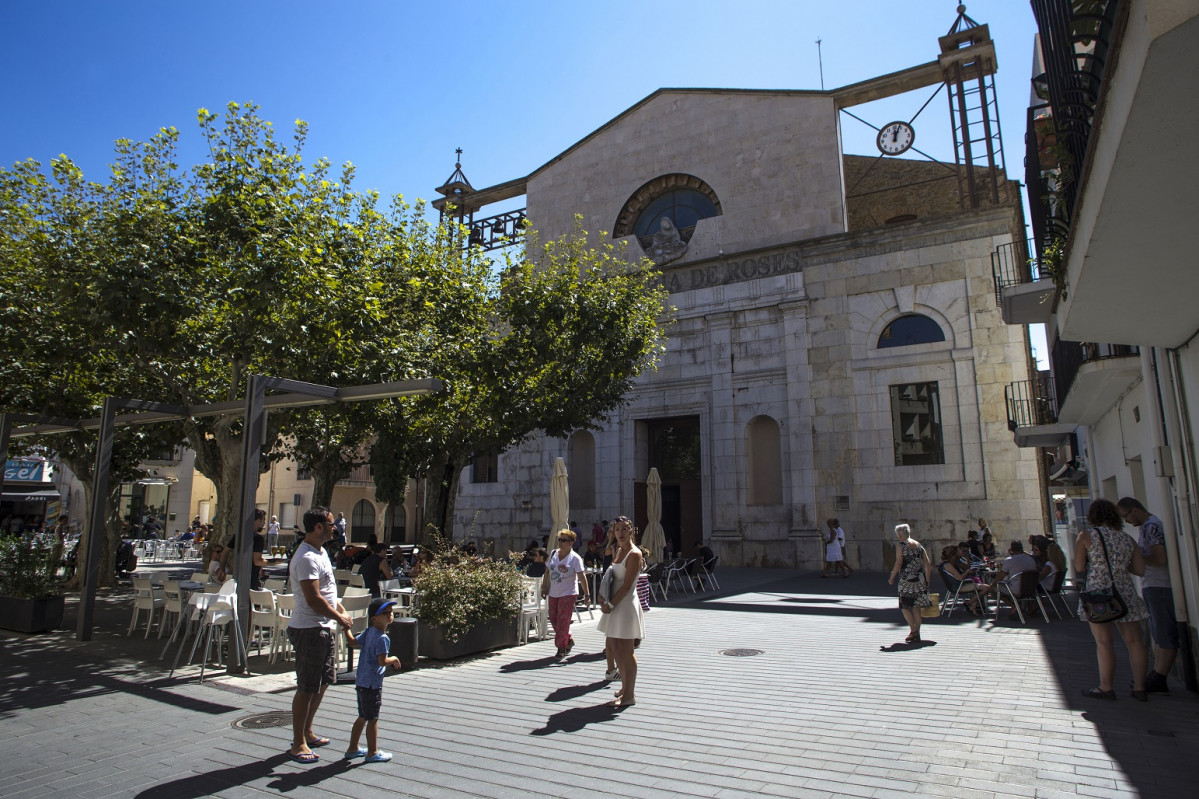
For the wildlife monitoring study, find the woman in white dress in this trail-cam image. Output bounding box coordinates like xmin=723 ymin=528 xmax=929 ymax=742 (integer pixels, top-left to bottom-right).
xmin=598 ymin=516 xmax=644 ymax=708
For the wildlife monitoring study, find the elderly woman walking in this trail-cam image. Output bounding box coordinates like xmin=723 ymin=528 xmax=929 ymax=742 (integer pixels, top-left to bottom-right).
xmin=888 ymin=523 xmax=932 ymax=642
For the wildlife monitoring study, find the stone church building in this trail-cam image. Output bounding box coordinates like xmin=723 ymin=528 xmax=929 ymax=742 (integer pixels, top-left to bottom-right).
xmin=445 ymin=17 xmax=1049 ymax=569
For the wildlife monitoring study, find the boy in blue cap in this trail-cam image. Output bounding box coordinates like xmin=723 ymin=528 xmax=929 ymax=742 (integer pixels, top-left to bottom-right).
xmin=344 ymin=597 xmax=401 ymax=763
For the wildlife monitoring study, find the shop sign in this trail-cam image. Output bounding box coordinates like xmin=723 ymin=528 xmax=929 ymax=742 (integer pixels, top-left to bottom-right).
xmin=5 ymin=459 xmax=47 ymax=482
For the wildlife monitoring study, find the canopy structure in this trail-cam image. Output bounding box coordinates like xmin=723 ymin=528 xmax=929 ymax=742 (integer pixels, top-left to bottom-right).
xmin=0 ymin=375 xmax=441 ymax=664
xmin=1 ymin=487 xmax=61 ymax=502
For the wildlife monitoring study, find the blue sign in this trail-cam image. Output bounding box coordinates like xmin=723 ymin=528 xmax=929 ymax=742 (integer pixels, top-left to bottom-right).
xmin=4 ymin=459 xmax=46 ymax=482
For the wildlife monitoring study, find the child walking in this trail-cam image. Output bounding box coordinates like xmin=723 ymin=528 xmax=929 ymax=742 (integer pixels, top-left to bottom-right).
xmin=345 ymin=598 xmax=401 ymax=763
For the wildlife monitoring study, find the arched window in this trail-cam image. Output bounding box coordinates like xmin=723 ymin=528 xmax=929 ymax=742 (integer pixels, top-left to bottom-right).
xmin=613 ymin=173 xmax=722 ymax=250
xmin=877 ymin=314 xmax=945 ymax=349
xmin=746 ymin=416 xmax=783 ymax=505
xmin=350 ymin=499 xmax=376 ymax=543
xmin=384 ymin=502 xmax=406 ymax=544
xmin=568 ymin=431 xmax=596 ymax=510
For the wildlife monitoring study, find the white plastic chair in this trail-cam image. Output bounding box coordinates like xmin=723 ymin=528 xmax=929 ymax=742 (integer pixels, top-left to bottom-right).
xmin=342 ymin=586 xmax=371 ymax=598
xmin=264 ymin=578 xmax=287 ymax=593
xmin=249 ymin=589 xmax=277 ymax=655
xmin=517 ymin=577 xmax=546 ymax=645
xmin=190 ymin=579 xmax=250 ymax=683
xmin=158 ymin=579 xmax=184 ymax=639
xmin=349 ymin=573 xmax=366 ymax=589
xmin=128 ymin=576 xmax=165 ymax=638
xmin=338 ymin=593 xmax=373 ymax=670
xmin=271 ymin=593 xmax=296 ymax=663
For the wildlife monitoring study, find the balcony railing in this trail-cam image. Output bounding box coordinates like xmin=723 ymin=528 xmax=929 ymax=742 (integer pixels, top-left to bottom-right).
xmin=1006 ymin=375 xmax=1060 ymax=431
xmin=1052 ymin=340 xmax=1137 ymax=408
xmin=1026 ymin=0 xmax=1121 ymax=259
xmin=992 ymin=240 xmax=1041 ymax=299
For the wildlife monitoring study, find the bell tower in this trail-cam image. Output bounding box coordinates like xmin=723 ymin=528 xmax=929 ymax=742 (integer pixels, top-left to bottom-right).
xmin=939 ymin=5 xmax=1005 ymax=209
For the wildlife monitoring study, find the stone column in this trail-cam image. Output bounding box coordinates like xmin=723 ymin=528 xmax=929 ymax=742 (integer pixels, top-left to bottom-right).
xmin=705 ymin=311 xmax=741 ymax=560
xmin=780 ymin=299 xmax=822 ymax=566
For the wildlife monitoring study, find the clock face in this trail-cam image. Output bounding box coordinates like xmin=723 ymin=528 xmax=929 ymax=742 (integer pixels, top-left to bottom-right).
xmin=877 ymin=121 xmax=915 ymax=155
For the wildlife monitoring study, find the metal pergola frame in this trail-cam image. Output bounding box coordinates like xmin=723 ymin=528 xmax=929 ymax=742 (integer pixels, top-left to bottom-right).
xmin=0 ymin=375 xmax=441 ymax=673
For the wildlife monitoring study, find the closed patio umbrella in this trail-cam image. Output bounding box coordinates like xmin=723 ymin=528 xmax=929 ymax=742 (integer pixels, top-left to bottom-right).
xmin=641 ymin=468 xmax=666 ymax=564
xmin=548 ymin=457 xmax=569 ymax=551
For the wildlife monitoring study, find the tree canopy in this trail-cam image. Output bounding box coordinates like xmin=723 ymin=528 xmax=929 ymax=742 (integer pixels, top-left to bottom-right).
xmin=0 ymin=102 xmax=669 ymax=554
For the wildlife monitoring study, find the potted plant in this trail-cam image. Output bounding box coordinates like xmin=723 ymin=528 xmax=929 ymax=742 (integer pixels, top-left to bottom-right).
xmin=411 ymin=545 xmax=523 ymax=660
xmin=0 ymin=534 xmax=66 ymax=633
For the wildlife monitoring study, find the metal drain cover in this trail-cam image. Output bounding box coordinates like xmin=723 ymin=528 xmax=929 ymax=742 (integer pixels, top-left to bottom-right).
xmin=719 ymin=648 xmax=764 ymax=657
xmin=231 ymin=711 xmax=293 ymax=730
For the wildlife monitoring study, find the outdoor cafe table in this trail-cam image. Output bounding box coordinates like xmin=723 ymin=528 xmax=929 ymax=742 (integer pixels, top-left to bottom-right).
xmin=158 ymin=580 xmax=211 ymax=660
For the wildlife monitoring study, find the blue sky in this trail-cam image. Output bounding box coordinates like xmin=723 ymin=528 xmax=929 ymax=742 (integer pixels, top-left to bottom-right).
xmin=1 ymin=0 xmax=1046 ymax=360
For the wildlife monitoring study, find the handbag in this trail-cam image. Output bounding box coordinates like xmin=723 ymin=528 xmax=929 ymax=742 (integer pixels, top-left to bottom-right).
xmin=921 ymin=593 xmax=940 ymax=618
xmin=598 ymin=567 xmax=615 ymax=604
xmin=1079 ymin=528 xmax=1127 ymax=623
xmin=636 ymin=573 xmax=651 ymax=611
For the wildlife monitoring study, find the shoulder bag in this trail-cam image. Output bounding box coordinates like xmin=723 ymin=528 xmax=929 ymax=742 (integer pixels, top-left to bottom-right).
xmin=1079 ymin=528 xmax=1127 ymax=623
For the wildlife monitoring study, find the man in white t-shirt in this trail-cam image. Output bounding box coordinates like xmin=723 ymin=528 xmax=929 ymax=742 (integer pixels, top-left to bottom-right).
xmin=287 ymin=506 xmax=352 ymax=764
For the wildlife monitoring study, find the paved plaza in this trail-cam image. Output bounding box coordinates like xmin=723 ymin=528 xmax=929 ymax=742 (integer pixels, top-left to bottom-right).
xmin=1 ymin=569 xmax=1196 ymax=798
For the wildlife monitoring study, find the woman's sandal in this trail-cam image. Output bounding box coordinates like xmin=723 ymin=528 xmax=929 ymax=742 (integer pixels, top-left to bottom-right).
xmin=1081 ymin=688 xmax=1117 ymax=700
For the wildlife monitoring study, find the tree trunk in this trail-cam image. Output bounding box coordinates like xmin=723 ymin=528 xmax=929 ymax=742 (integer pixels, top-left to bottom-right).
xmin=60 ymin=458 xmax=121 ymax=591
xmin=421 ymin=452 xmax=464 ymax=545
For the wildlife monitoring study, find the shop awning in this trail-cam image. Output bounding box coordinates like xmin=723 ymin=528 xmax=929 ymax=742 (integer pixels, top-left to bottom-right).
xmin=1 ymin=487 xmax=61 ymax=503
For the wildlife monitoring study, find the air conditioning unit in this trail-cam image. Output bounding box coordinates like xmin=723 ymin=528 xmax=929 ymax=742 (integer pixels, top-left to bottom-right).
xmin=1048 ymin=433 xmax=1088 ymax=484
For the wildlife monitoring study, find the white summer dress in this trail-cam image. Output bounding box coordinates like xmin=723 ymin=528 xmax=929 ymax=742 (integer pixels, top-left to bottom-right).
xmin=597 ymin=548 xmax=645 ymax=640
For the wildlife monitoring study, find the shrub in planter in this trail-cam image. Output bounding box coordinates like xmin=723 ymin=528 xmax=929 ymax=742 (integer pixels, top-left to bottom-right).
xmin=0 ymin=534 xmax=66 ymax=633
xmin=0 ymin=534 xmax=63 ymax=600
xmin=411 ymin=550 xmax=523 ymax=644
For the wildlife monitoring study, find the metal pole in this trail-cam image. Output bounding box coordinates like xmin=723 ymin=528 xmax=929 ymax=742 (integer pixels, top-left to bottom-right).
xmin=77 ymin=397 xmax=116 ymax=641
xmin=230 ymin=374 xmax=266 ymax=673
xmin=0 ymin=414 xmax=11 ymax=481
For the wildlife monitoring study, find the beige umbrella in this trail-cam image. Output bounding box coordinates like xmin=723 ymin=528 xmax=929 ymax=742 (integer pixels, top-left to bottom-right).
xmin=548 ymin=457 xmax=569 ymax=551
xmin=641 ymin=467 xmax=666 ymax=564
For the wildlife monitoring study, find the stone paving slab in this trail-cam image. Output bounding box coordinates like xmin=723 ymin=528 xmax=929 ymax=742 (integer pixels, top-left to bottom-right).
xmin=2 ymin=569 xmax=1197 ymax=798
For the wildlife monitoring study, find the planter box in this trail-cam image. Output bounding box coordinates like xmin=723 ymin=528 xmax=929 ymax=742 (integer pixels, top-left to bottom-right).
xmin=0 ymin=594 xmax=65 ymax=633
xmin=417 ymin=616 xmax=517 ymax=660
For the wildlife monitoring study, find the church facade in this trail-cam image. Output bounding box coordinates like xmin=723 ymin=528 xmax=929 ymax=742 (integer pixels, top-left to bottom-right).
xmin=449 ymin=23 xmax=1049 ymax=568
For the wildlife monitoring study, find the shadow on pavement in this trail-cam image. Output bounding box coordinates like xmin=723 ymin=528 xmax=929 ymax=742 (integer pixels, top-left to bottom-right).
xmin=878 ymin=640 xmax=938 ymax=652
xmin=531 ymin=702 xmax=624 ymax=735
xmin=133 ymin=752 xmax=351 ymax=798
xmin=545 ymin=679 xmax=609 ymax=702
xmin=0 ymin=635 xmax=239 ymax=717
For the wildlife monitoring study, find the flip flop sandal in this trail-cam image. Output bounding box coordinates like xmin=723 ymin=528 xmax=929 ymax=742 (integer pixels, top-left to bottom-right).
xmin=306 ymin=736 xmax=331 ymax=748
xmin=287 ymin=751 xmax=320 ymax=764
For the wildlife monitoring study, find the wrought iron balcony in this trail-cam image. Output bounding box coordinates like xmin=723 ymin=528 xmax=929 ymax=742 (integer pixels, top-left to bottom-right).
xmin=1052 ymin=339 xmax=1141 ymax=426
xmin=1026 ymin=0 xmax=1121 ymax=255
xmin=1005 ymin=375 xmax=1073 ymax=448
xmin=992 ymin=239 xmax=1056 ymax=325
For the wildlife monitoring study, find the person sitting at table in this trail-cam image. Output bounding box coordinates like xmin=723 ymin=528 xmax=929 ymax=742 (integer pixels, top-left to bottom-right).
xmin=1029 ymin=538 xmax=1059 ymax=593
xmin=966 ymin=530 xmax=983 ymax=560
xmin=525 ymin=548 xmax=548 ymax=578
xmin=980 ymin=531 xmax=997 ymax=560
xmin=583 ymin=540 xmax=602 ymax=569
xmin=358 ymin=542 xmax=394 ymax=598
xmin=408 ymin=550 xmax=434 ymax=580
xmin=939 ymin=545 xmax=991 ymax=615
xmin=207 ymin=544 xmax=228 ymax=583
xmin=992 ymin=541 xmax=1039 ymax=614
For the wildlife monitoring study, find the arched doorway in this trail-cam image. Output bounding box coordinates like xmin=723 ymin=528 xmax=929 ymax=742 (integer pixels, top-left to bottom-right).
xmin=350 ymin=499 xmax=376 ymax=543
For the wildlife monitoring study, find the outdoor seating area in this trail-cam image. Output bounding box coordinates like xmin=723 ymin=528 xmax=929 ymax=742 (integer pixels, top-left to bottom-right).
xmin=938 ymin=547 xmax=1076 ymax=624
